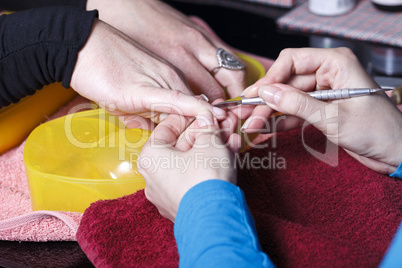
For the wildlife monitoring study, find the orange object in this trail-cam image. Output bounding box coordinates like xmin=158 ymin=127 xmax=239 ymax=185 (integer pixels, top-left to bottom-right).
xmin=0 ymin=83 xmax=77 ymax=154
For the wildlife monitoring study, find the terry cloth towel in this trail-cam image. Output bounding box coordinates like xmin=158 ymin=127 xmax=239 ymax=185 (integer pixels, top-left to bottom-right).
xmin=0 ymin=96 xmax=90 ymax=242
xmin=77 ymin=125 xmax=402 ymax=268
xmin=277 ymin=0 xmax=402 ymax=48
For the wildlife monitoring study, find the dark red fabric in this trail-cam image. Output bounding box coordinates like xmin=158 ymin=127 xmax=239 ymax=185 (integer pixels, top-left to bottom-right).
xmin=77 ymin=126 xmax=402 ymax=267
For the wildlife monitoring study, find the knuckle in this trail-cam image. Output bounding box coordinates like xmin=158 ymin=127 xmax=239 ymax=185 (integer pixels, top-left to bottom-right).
xmin=184 ymin=26 xmax=206 ymax=43
xmin=333 ymin=47 xmax=359 ymax=64
xmin=278 ymin=48 xmax=293 ymax=57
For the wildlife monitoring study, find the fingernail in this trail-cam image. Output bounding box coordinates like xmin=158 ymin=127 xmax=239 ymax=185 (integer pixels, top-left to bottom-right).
xmin=240 ymin=86 xmax=258 ymax=97
xmin=212 ymin=107 xmax=226 ymax=118
xmin=159 ymin=113 xmax=168 ymax=121
xmin=240 ymin=117 xmax=252 ymax=133
xmin=259 ymin=85 xmax=282 ymax=104
xmin=198 ymin=94 xmax=209 ymax=102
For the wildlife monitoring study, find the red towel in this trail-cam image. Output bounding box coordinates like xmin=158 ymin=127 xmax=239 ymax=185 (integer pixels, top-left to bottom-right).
xmin=77 ymin=125 xmax=402 ymax=267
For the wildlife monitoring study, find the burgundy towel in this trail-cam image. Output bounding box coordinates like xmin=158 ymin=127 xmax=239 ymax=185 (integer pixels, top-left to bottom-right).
xmin=77 ymin=125 xmax=402 ymax=267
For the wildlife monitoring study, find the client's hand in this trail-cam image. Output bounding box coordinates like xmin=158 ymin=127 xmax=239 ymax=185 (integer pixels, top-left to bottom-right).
xmin=137 ymin=111 xmax=241 ymax=221
xmin=242 ymin=48 xmax=402 ymax=174
xmin=86 ymin=0 xmax=247 ymax=100
xmin=71 ymin=19 xmax=226 ymax=129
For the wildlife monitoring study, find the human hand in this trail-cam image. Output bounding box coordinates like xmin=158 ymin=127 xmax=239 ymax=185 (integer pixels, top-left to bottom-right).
xmin=240 ymin=47 xmax=379 ymax=131
xmin=137 ymin=111 xmax=241 ymax=221
xmin=86 ymin=0 xmax=247 ymax=101
xmin=242 ymin=48 xmax=402 ymax=174
xmin=70 ymin=19 xmax=226 ymax=129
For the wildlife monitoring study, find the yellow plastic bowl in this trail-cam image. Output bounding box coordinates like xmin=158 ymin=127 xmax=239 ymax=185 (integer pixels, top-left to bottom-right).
xmin=237 ymin=52 xmax=265 ymax=87
xmin=23 ymin=52 xmax=265 ymax=213
xmin=24 ymin=109 xmax=151 ymax=213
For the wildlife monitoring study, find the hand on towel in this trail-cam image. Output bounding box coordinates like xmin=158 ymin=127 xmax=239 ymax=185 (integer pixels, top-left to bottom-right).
xmin=86 ymin=0 xmax=247 ymax=100
xmin=137 ymin=110 xmax=241 ymax=221
xmin=71 ymin=19 xmax=227 ymax=128
xmin=241 ymin=47 xmax=402 ymax=174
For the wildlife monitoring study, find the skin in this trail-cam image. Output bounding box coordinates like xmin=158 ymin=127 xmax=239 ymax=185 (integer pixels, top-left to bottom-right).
xmin=70 ymin=19 xmax=227 ymax=129
xmin=139 ymin=48 xmax=402 ymax=222
xmin=242 ymin=47 xmax=402 ymax=174
xmin=137 ymin=109 xmax=241 ymax=221
xmin=86 ymin=0 xmax=247 ymax=101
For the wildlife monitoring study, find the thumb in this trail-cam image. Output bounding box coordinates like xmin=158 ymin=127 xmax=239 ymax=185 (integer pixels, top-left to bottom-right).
xmin=258 ymin=84 xmax=328 ymax=122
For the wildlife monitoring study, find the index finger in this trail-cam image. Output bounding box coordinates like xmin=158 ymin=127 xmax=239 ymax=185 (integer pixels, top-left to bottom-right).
xmin=265 ymin=48 xmax=332 ymax=83
xmin=147 ymin=114 xmax=193 ymax=149
xmin=243 ymin=47 xmax=352 ymax=97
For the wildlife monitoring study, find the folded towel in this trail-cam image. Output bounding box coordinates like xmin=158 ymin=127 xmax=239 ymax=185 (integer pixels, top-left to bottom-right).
xmin=77 ymin=126 xmax=402 ymax=267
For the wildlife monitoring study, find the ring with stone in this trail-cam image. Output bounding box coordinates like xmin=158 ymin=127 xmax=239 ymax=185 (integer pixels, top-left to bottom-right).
xmin=211 ymin=48 xmax=246 ymax=74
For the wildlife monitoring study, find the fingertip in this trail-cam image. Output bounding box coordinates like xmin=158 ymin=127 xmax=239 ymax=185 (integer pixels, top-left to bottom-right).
xmin=241 ymin=85 xmax=259 ymax=97
xmin=258 ymin=85 xmax=282 ymax=105
xmin=212 ymin=107 xmax=227 ymax=119
xmin=196 ymin=113 xmax=214 ymax=128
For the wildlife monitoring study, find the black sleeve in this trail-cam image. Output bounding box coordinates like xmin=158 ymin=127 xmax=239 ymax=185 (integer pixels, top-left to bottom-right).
xmin=0 ymin=7 xmax=98 ymax=107
xmin=0 ymin=0 xmax=87 ymax=11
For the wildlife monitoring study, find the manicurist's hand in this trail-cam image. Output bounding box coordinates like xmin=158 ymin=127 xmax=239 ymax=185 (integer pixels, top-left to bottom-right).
xmin=70 ymin=19 xmax=226 ymax=128
xmin=137 ymin=111 xmax=241 ymax=222
xmin=242 ymin=47 xmax=402 ymax=174
xmin=86 ymin=0 xmax=247 ymax=100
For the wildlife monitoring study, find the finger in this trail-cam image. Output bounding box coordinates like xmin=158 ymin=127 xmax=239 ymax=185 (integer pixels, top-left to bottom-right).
xmin=227 ymin=133 xmax=242 ymax=153
xmin=193 ymin=123 xmax=224 ymax=149
xmin=210 ymin=99 xmax=240 ymax=142
xmin=146 ymin=114 xmax=192 ymax=149
xmin=240 ymin=105 xmax=274 ymax=133
xmin=243 ymin=74 xmax=318 ymax=98
xmin=175 ymin=55 xmax=226 ymax=101
xmin=243 ymin=47 xmax=371 ymax=97
xmin=287 ymin=74 xmax=319 ymax=91
xmin=120 ymin=114 xmax=155 ymax=131
xmin=244 ymin=114 xmax=304 ymax=134
xmin=213 ymin=67 xmax=247 ymax=99
xmin=198 ymin=46 xmax=247 ymax=99
xmin=258 ymin=84 xmax=333 ymax=133
xmin=229 ymin=105 xmax=255 ymax=120
xmin=218 ymin=110 xmax=239 ymax=144
xmin=175 ymin=111 xmax=216 ymax=151
xmin=125 ymin=87 xmax=227 ymax=121
xmin=242 ymin=48 xmax=324 ymax=97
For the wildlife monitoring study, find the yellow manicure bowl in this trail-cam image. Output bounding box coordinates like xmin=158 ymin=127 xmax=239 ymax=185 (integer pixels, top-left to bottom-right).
xmin=24 ymin=109 xmax=152 ymax=213
xmin=22 ymin=52 xmax=265 ymax=213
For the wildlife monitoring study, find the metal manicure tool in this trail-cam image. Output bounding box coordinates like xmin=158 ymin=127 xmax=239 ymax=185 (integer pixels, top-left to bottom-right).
xmin=214 ymin=86 xmax=395 ymax=108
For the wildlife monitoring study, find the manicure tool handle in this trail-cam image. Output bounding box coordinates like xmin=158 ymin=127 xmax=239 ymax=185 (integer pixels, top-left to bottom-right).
xmin=241 ymin=97 xmax=266 ymax=105
xmin=239 ymin=87 xmax=394 ymax=105
xmin=307 ymin=88 xmax=371 ymax=100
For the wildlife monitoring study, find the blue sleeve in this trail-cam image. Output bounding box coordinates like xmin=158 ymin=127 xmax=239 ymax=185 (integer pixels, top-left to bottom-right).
xmin=380 ymin=224 xmax=402 ymax=268
xmin=174 ymin=179 xmax=274 ymax=268
xmin=380 ymin=161 xmax=402 ymax=267
xmin=389 ymin=161 xmax=402 ymax=179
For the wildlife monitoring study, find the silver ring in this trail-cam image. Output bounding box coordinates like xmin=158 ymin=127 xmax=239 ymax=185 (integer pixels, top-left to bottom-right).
xmin=211 ymin=48 xmax=246 ymax=74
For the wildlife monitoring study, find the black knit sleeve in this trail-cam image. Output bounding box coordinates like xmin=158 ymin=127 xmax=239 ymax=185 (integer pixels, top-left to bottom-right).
xmin=0 ymin=7 xmax=98 ymax=107
xmin=0 ymin=0 xmax=87 ymax=11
